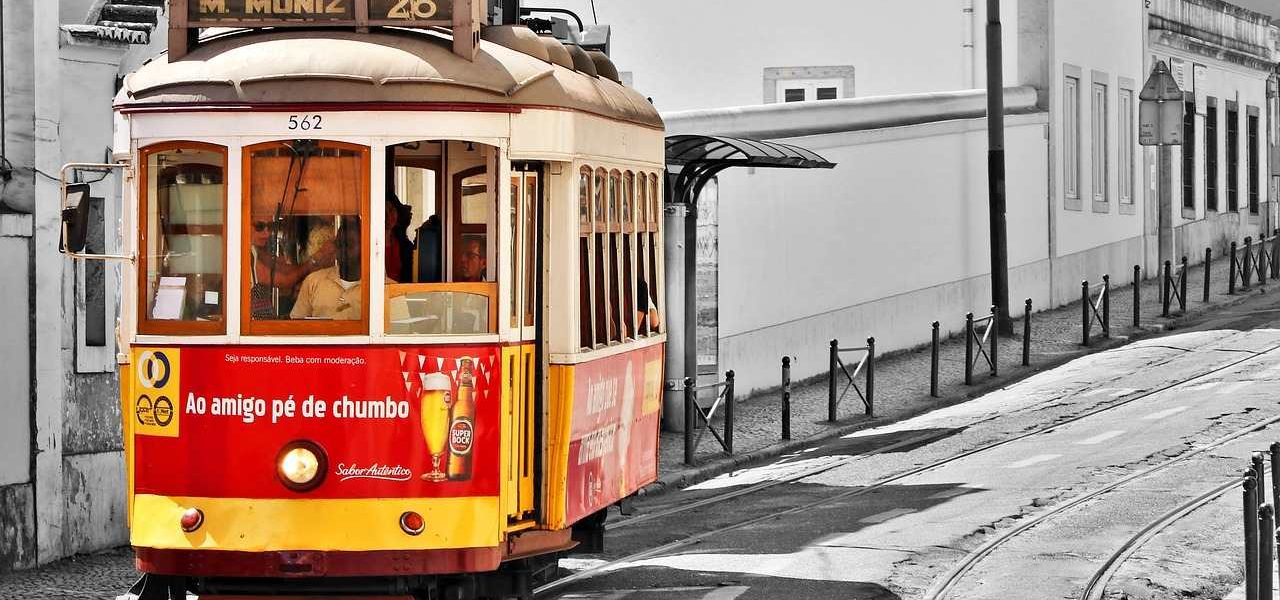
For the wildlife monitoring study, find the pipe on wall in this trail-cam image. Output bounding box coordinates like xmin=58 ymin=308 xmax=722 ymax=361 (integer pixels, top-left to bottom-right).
xmin=962 ymin=0 xmax=976 ymax=89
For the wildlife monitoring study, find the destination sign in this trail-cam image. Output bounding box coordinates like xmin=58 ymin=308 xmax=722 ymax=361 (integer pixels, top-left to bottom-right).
xmin=188 ymin=0 xmax=454 ymax=24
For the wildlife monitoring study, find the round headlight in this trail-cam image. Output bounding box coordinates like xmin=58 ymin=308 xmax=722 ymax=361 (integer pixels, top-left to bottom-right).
xmin=276 ymin=440 xmax=327 ymax=492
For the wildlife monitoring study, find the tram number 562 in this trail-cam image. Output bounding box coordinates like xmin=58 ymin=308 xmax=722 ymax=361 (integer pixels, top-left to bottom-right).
xmin=386 ymin=0 xmax=439 ymax=19
xmin=287 ymin=115 xmax=324 ymax=131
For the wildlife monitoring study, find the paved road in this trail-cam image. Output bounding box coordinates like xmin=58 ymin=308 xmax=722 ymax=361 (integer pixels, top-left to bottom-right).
xmin=548 ymin=308 xmax=1280 ymax=599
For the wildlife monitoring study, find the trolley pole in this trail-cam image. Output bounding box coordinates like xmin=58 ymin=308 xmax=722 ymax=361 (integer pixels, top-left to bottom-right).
xmin=986 ymin=0 xmax=1013 ymax=335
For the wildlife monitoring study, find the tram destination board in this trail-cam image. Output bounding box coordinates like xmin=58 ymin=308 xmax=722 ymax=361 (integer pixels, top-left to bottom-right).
xmin=184 ymin=0 xmax=461 ymax=26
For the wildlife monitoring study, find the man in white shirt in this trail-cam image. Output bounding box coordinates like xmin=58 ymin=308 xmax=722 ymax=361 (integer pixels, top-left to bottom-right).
xmin=292 ymin=217 xmax=362 ymax=320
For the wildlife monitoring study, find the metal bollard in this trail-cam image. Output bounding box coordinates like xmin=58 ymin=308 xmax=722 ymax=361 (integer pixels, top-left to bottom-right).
xmin=1162 ymin=261 xmax=1172 ymax=317
xmin=1256 ymin=452 xmax=1269 ymax=505
xmin=1204 ymin=248 xmax=1212 ymax=302
xmin=1272 ymin=232 xmax=1279 ymax=279
xmin=1260 ymin=237 xmax=1268 ymax=286
xmin=1271 ymin=442 xmax=1280 ymax=510
xmin=683 ymin=377 xmax=696 ymax=466
xmin=1102 ymin=275 xmax=1111 ymax=337
xmin=1134 ymin=265 xmax=1142 ymax=327
xmin=781 ymin=356 xmax=791 ymax=441
xmin=965 ymin=312 xmax=975 ymax=385
xmin=865 ymin=337 xmax=876 ymax=416
xmin=931 ymin=321 xmax=940 ymax=398
xmin=1232 ymin=241 xmax=1240 ymax=295
xmin=989 ymin=306 xmax=999 ymax=377
xmin=1263 ymin=504 xmax=1276 ymax=600
xmin=724 ymin=371 xmax=735 ymax=455
xmin=828 ymin=339 xmax=838 ymax=423
xmin=1245 ymin=236 xmax=1255 ymax=288
xmin=1081 ymin=281 xmax=1091 ymax=346
xmin=1247 ymin=474 xmax=1260 ymax=600
xmin=1022 ymin=298 xmax=1032 ymax=367
xmin=1180 ymin=256 xmax=1188 ymax=312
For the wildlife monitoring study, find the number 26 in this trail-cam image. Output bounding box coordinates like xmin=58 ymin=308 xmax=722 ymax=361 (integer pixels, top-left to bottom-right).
xmin=288 ymin=115 xmax=323 ymax=131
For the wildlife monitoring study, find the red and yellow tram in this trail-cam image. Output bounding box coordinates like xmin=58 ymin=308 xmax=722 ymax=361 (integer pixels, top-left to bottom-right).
xmin=62 ymin=5 xmax=666 ymax=598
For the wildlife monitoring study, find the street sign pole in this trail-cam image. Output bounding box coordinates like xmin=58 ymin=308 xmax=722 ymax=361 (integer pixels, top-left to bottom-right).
xmin=1139 ymin=60 xmax=1185 ymax=267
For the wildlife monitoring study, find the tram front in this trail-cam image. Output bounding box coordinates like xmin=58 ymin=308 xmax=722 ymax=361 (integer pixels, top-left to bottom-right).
xmin=61 ymin=16 xmax=667 ymax=600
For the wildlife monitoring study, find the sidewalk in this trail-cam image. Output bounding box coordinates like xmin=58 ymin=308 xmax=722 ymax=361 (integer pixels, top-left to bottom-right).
xmin=650 ymin=246 xmax=1275 ymax=492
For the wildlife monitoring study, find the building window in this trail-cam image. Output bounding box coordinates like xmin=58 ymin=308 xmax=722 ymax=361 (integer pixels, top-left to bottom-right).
xmin=1206 ymin=101 xmax=1218 ymax=212
xmin=763 ymin=66 xmax=855 ymax=104
xmin=1181 ymin=98 xmax=1195 ymax=211
xmin=1227 ymin=104 xmax=1239 ymax=212
xmin=1091 ymin=80 xmax=1109 ymax=206
xmin=1064 ymin=74 xmax=1081 ymax=204
xmin=1248 ymin=110 xmax=1260 ymax=215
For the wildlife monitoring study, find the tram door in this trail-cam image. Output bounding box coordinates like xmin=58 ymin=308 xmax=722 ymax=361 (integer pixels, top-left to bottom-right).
xmin=507 ymin=162 xmax=543 ymax=522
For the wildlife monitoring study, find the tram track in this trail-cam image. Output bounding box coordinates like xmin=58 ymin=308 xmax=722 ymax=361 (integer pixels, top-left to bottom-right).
xmin=537 ymin=338 xmax=1280 ymax=598
xmin=610 ymin=335 xmax=1280 ymax=533
xmin=922 ymin=415 xmax=1280 ymax=600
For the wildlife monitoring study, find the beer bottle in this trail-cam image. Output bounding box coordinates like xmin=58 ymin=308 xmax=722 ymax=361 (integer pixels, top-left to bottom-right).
xmin=447 ymin=358 xmax=476 ymax=480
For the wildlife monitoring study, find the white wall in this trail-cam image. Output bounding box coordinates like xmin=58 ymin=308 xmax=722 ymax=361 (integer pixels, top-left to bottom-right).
xmin=714 ymin=114 xmax=1050 ymax=394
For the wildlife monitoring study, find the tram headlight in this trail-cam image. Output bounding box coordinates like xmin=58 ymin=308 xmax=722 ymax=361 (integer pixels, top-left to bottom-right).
xmin=275 ymin=440 xmax=327 ymax=492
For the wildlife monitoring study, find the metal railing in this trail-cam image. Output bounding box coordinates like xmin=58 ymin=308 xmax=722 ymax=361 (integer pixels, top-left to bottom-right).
xmin=828 ymin=337 xmax=875 ymax=420
xmin=682 ymin=372 xmax=736 ymax=466
xmin=964 ymin=306 xmax=998 ymax=385
xmin=1162 ymin=258 xmax=1187 ymax=317
xmin=1244 ymin=445 xmax=1280 ymax=600
xmin=1081 ymin=277 xmax=1110 ymax=345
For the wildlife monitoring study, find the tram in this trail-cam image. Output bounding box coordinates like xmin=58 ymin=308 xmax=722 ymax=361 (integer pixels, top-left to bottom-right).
xmin=59 ymin=2 xmax=666 ymax=598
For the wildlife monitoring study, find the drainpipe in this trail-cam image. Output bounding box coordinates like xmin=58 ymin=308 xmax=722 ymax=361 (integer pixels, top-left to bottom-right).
xmin=962 ymin=0 xmax=976 ymax=88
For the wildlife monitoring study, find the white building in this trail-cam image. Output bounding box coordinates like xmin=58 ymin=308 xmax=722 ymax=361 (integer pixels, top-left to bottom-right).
xmin=0 ymin=0 xmax=166 ymax=571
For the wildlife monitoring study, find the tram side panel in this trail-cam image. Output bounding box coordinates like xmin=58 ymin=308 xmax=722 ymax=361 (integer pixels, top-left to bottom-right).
xmin=546 ymin=344 xmax=664 ymax=530
xmin=125 ymin=344 xmax=507 ymax=564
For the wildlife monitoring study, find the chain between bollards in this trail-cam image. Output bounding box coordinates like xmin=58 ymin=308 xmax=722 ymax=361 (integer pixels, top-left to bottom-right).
xmin=1022 ymin=298 xmax=1032 ymax=367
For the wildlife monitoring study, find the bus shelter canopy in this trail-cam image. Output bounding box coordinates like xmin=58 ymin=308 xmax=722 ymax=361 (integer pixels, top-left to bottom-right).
xmin=664 ymin=134 xmax=836 ymax=205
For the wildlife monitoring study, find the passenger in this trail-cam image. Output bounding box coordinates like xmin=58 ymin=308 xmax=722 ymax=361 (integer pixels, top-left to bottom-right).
xmin=291 ymin=217 xmax=363 ymax=320
xmin=415 ymin=214 xmax=443 ymax=283
xmin=385 ymin=196 xmax=415 ymax=283
xmin=457 ymin=236 xmax=488 ymax=282
xmin=249 ymin=219 xmax=334 ymax=318
xmin=637 ymin=279 xmax=661 ymax=331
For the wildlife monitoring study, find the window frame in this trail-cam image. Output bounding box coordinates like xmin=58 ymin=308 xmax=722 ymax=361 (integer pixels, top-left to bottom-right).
xmin=137 ymin=140 xmax=230 ymax=337
xmin=1180 ymin=95 xmax=1195 ymax=215
xmin=1090 ymin=74 xmax=1109 ymax=212
xmin=1206 ymin=99 xmax=1219 ymax=212
xmin=239 ymin=139 xmax=372 ymax=337
xmin=1063 ymin=67 xmax=1083 ymax=209
xmin=1227 ymin=102 xmax=1240 ymax=212
xmin=1247 ymin=108 xmax=1260 ymax=215
xmin=1118 ymin=82 xmax=1136 ymax=213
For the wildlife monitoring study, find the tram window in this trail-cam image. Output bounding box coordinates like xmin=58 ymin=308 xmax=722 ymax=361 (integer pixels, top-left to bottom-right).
xmin=635 ymin=175 xmax=649 ymax=337
xmin=139 ymin=143 xmax=227 ymax=335
xmin=510 ymin=174 xmax=520 ymax=328
xmin=645 ymin=173 xmax=662 ymax=334
xmin=579 ymin=167 xmax=594 ymax=349
xmin=522 ymin=172 xmax=537 ymax=328
xmin=621 ymin=172 xmax=636 ymax=340
xmin=593 ymin=168 xmax=611 ymax=345
xmin=608 ymin=170 xmax=624 ymax=344
xmin=243 ymin=140 xmax=369 ymax=335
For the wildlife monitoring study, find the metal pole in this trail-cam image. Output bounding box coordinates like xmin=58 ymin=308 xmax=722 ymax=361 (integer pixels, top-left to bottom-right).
xmin=1272 ymin=441 xmax=1280 ymax=510
xmin=986 ymin=0 xmax=1013 ymax=336
xmin=931 ymin=321 xmax=940 ymax=397
xmin=1260 ymin=237 xmax=1268 ymax=286
xmin=989 ymin=306 xmax=998 ymax=377
xmin=1162 ymin=261 xmax=1172 ymax=317
xmin=1257 ymin=452 xmax=1269 ymax=506
xmin=1102 ymin=275 xmax=1111 ymax=337
xmin=965 ymin=312 xmax=974 ymax=385
xmin=781 ymin=356 xmax=791 ymax=441
xmin=1082 ymin=281 xmax=1090 ymax=346
xmin=1022 ymin=298 xmax=1032 ymax=366
xmin=1134 ymin=265 xmax=1142 ymax=327
xmin=1263 ymin=504 xmax=1275 ymax=600
xmin=1204 ymin=248 xmax=1212 ymax=302
xmin=866 ymin=336 xmax=875 ymax=416
xmin=1159 ymin=144 xmax=1173 ymax=265
xmin=1248 ymin=474 xmax=1260 ymax=600
xmin=1179 ymin=256 xmax=1188 ymax=312
xmin=683 ymin=377 xmax=695 ymax=466
xmin=1232 ymin=241 xmax=1240 ymax=294
xmin=724 ymin=371 xmax=735 ymax=455
xmin=1246 ymin=236 xmax=1255 ymax=288
xmin=1272 ymin=232 xmax=1279 ymax=279
xmin=684 ymin=201 xmax=698 ymax=407
xmin=828 ymin=339 xmax=838 ymax=423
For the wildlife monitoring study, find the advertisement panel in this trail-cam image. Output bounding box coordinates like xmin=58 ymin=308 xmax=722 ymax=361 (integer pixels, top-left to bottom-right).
xmin=131 ymin=345 xmax=500 ymax=500
xmin=564 ymin=345 xmax=664 ymax=524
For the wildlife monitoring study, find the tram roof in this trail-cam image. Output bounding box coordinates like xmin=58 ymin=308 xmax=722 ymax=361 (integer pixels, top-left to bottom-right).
xmin=116 ymin=28 xmax=663 ymax=129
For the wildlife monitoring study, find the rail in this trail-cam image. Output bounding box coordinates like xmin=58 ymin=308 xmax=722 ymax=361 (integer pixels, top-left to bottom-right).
xmin=828 ymin=337 xmax=875 ymax=420
xmin=682 ymin=372 xmax=736 ymax=466
xmin=964 ymin=306 xmax=998 ymax=385
xmin=1081 ymin=277 xmax=1110 ymax=346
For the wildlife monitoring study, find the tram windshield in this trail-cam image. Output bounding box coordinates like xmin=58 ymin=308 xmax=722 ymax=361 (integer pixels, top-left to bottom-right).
xmin=385 ymin=140 xmax=498 ymax=335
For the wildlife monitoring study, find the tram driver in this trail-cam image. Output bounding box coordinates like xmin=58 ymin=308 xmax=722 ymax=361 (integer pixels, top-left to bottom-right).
xmin=291 ymin=217 xmax=364 ymax=320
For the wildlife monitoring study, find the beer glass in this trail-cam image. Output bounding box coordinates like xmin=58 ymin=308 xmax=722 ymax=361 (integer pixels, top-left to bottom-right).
xmin=419 ymin=372 xmax=453 ymax=481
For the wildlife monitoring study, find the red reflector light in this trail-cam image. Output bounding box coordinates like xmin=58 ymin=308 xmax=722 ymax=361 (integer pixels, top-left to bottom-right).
xmin=180 ymin=508 xmax=204 ymax=533
xmin=400 ymin=511 xmax=425 ymax=536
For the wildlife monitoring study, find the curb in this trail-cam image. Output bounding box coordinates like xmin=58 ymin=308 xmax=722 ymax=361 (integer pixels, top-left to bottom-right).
xmin=637 ymin=285 xmax=1263 ymax=497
